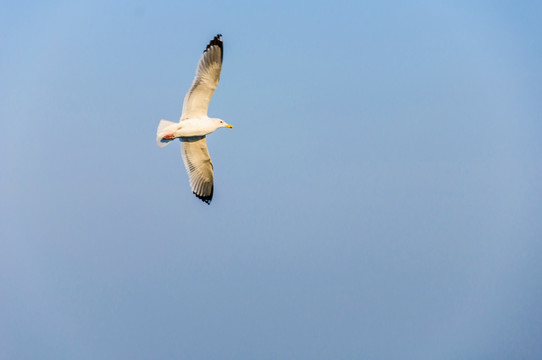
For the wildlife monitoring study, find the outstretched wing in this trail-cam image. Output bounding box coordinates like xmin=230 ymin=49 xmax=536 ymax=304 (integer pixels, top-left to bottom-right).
xmin=181 ymin=34 xmax=223 ymax=121
xmin=180 ymin=136 xmax=214 ymax=204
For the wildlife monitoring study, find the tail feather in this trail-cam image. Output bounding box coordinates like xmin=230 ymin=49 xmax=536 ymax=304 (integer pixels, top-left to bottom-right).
xmin=156 ymin=119 xmax=177 ymax=148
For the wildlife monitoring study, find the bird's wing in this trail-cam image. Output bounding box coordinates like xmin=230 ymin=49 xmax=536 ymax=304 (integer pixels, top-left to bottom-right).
xmin=180 ymin=136 xmax=214 ymax=204
xmin=181 ymin=34 xmax=223 ymax=121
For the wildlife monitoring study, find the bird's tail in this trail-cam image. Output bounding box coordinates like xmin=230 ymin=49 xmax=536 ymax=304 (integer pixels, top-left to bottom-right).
xmin=156 ymin=119 xmax=177 ymax=148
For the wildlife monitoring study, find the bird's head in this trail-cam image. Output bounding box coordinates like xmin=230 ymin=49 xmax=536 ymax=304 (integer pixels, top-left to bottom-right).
xmin=215 ymin=118 xmax=233 ymax=129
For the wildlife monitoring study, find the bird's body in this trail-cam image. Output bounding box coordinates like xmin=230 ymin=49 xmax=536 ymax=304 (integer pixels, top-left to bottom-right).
xmin=157 ymin=117 xmax=230 ymax=140
xmin=156 ymin=34 xmax=231 ymax=204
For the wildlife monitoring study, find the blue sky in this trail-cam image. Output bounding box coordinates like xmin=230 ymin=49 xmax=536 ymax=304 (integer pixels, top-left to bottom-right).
xmin=1 ymin=1 xmax=541 ymax=359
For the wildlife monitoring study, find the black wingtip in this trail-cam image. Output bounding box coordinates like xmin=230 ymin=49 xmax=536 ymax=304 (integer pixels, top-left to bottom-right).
xmin=194 ymin=192 xmax=212 ymax=204
xmin=204 ymin=34 xmax=223 ymax=62
xmin=194 ymin=185 xmax=214 ymax=205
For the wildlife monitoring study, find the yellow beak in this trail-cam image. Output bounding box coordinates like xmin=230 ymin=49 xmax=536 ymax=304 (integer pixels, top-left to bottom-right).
xmin=226 ymin=124 xmax=233 ymax=129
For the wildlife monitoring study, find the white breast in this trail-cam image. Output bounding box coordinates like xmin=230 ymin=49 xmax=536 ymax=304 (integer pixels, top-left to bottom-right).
xmin=175 ymin=118 xmax=219 ymax=137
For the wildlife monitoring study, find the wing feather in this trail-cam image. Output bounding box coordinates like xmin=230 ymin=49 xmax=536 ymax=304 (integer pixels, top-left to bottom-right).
xmin=181 ymin=34 xmax=223 ymax=120
xmin=180 ymin=136 xmax=214 ymax=204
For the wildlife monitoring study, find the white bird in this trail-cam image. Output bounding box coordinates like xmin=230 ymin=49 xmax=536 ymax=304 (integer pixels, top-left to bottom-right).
xmin=156 ymin=34 xmax=232 ymax=204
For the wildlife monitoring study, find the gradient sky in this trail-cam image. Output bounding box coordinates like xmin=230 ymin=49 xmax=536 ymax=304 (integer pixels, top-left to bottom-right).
xmin=1 ymin=1 xmax=541 ymax=359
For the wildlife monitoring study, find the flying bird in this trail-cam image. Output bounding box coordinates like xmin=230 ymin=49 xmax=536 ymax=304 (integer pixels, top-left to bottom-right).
xmin=156 ymin=34 xmax=232 ymax=204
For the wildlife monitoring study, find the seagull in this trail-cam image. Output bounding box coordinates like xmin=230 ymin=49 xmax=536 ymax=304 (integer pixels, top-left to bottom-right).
xmin=156 ymin=34 xmax=232 ymax=204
